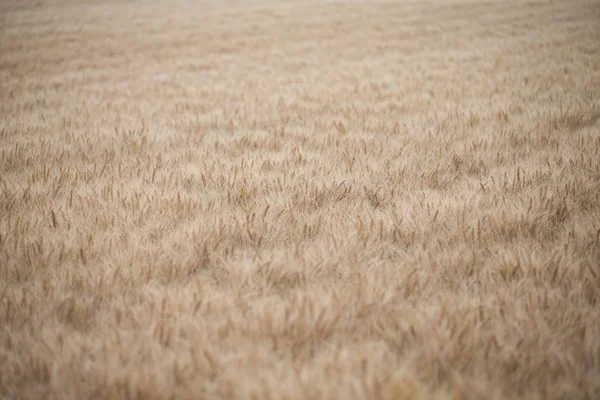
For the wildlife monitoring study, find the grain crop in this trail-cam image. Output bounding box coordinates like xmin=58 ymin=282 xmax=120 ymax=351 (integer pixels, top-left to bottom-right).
xmin=1 ymin=0 xmax=600 ymax=399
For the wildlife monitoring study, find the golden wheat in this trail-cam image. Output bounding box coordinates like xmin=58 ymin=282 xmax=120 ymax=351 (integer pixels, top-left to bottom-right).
xmin=1 ymin=0 xmax=600 ymax=399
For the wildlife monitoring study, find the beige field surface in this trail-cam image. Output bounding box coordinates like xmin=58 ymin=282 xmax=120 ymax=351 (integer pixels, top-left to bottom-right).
xmin=1 ymin=0 xmax=600 ymax=398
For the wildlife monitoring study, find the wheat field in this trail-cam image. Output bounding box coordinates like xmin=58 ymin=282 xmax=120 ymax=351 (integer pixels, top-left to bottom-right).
xmin=1 ymin=0 xmax=600 ymax=399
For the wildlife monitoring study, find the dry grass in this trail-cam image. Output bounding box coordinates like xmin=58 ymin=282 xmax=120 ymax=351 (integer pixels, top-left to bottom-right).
xmin=1 ymin=0 xmax=600 ymax=399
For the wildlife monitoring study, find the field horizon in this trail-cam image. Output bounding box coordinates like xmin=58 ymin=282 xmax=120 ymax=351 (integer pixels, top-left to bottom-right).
xmin=1 ymin=0 xmax=600 ymax=399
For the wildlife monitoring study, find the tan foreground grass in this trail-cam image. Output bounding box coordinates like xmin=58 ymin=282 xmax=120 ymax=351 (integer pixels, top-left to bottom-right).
xmin=1 ymin=0 xmax=600 ymax=399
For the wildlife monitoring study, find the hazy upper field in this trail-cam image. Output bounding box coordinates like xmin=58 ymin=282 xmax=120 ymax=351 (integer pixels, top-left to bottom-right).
xmin=1 ymin=0 xmax=600 ymax=399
